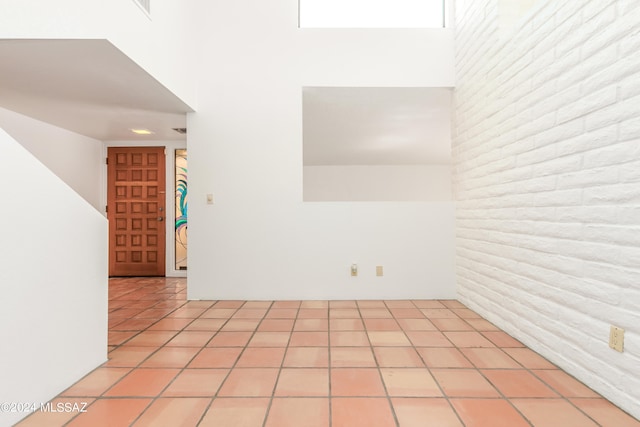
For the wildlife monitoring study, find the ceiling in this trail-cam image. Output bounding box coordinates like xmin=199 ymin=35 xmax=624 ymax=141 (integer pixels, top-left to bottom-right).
xmin=303 ymin=86 xmax=452 ymax=166
xmin=0 ymin=40 xmax=452 ymax=152
xmin=0 ymin=39 xmax=193 ymax=141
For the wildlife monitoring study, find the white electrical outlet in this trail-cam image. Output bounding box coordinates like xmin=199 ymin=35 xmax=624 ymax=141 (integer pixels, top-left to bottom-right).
xmin=609 ymin=326 xmax=624 ymax=352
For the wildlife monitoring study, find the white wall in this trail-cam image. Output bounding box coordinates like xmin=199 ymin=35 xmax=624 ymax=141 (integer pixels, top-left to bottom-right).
xmin=187 ymin=0 xmax=456 ymax=300
xmin=0 ymin=107 xmax=103 ymax=211
xmin=0 ymin=0 xmax=198 ymax=107
xmin=453 ymin=0 xmax=640 ymax=418
xmin=304 ymin=165 xmax=452 ymax=201
xmin=0 ymin=128 xmax=108 ymax=427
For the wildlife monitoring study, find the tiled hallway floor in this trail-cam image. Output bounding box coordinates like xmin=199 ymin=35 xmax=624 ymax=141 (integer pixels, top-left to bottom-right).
xmin=16 ymin=278 xmax=639 ymax=427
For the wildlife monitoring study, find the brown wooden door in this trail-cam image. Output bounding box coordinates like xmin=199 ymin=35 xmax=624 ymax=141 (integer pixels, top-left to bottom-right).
xmin=107 ymin=147 xmax=166 ymax=276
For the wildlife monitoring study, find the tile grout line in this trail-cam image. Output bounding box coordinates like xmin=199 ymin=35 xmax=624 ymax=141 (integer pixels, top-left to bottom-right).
xmin=486 ymin=343 xmax=606 ymax=427
xmin=326 ymin=302 xmax=333 ymax=427
xmin=146 ymin=298 xmax=224 ymax=427
xmin=260 ymin=299 xmax=288 ymax=427
xmin=410 ymin=299 xmax=468 ymax=427
xmin=107 ymin=282 xmax=191 ymax=350
xmin=448 ymin=305 xmax=535 ymax=427
xmin=439 ymin=299 xmax=536 ymax=427
xmin=206 ymin=299 xmax=272 ymax=423
xmin=160 ymin=298 xmax=273 ymax=425
xmin=372 ymin=301 xmax=401 ymax=427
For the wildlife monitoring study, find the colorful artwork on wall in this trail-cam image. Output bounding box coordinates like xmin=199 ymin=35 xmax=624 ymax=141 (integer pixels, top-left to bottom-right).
xmin=175 ymin=149 xmax=187 ymax=270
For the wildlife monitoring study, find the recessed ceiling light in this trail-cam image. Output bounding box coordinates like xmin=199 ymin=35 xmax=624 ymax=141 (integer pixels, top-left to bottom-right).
xmin=131 ymin=128 xmax=154 ymax=135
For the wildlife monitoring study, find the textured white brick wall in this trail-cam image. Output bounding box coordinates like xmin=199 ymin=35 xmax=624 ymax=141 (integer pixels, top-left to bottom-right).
xmin=453 ymin=0 xmax=640 ymax=418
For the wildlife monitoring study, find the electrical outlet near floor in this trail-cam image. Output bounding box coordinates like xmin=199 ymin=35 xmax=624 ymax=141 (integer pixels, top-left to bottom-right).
xmin=609 ymin=326 xmax=625 ymax=352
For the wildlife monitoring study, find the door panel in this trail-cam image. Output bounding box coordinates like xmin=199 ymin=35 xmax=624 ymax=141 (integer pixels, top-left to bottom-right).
xmin=108 ymin=147 xmax=166 ymax=276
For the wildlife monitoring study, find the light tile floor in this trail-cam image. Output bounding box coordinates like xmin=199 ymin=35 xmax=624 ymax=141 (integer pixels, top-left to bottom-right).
xmin=15 ymin=277 xmax=640 ymax=427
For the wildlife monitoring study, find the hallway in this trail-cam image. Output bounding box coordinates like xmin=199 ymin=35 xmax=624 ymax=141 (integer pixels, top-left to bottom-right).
xmin=16 ymin=277 xmax=640 ymax=426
